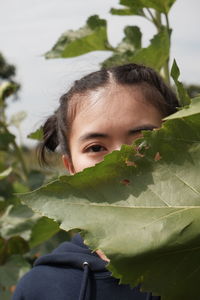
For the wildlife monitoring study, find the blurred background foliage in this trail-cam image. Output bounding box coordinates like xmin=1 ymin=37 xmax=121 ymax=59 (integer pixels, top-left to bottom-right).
xmin=0 ymin=52 xmax=69 ymax=299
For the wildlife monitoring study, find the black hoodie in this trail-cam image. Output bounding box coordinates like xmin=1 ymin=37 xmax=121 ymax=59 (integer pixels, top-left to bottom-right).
xmin=13 ymin=234 xmax=160 ymax=300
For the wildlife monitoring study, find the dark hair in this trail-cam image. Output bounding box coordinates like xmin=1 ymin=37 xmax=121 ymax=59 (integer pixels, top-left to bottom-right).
xmin=39 ymin=63 xmax=179 ymax=165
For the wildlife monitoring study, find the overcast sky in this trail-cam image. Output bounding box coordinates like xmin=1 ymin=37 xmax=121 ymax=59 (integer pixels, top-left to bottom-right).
xmin=0 ymin=0 xmax=199 ymax=145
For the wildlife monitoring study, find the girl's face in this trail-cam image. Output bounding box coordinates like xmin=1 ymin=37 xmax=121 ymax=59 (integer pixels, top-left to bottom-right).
xmin=63 ymin=84 xmax=163 ymax=174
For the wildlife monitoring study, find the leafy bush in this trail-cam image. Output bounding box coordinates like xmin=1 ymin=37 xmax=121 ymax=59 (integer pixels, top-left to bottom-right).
xmin=0 ymin=53 xmax=69 ymax=299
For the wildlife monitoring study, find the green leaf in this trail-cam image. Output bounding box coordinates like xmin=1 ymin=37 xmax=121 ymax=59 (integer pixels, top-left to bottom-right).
xmin=27 ymin=127 xmax=43 ymax=141
xmin=0 ymin=52 xmax=16 ymax=80
xmin=13 ymin=181 xmax=30 ymax=193
xmin=143 ymin=0 xmax=176 ymax=13
xmin=124 ymin=26 xmax=142 ymax=49
xmin=29 ymin=230 xmax=71 ymax=257
xmin=20 ymin=98 xmax=200 ymax=300
xmin=45 ymin=15 xmax=113 ymax=59
xmin=0 ymin=236 xmax=6 ymax=264
xmin=29 ymin=217 xmax=60 ymax=248
xmin=103 ymin=27 xmax=169 ymax=70
xmin=102 ymin=26 xmax=142 ymax=68
xmin=27 ymin=170 xmax=45 ymax=190
xmin=171 ymin=59 xmax=191 ymax=106
xmin=130 ymin=27 xmax=170 ymax=71
xmin=0 ymin=236 xmax=29 ymax=265
xmin=110 ymin=2 xmax=144 ymax=16
xmin=0 ymin=196 xmax=7 ymax=212
xmin=6 ymin=236 xmax=29 ymax=259
xmin=0 ymin=167 xmax=12 ymax=180
xmin=0 ymin=132 xmax=15 ymax=151
xmin=122 ymin=26 xmax=142 ymax=50
xmin=164 ymin=96 xmax=200 ymax=120
xmin=115 ymin=0 xmax=176 ymax=14
xmin=112 ymin=0 xmax=144 ymax=14
xmin=0 ymin=81 xmax=19 ymax=103
xmin=102 ymin=52 xmax=134 ymax=68
xmin=185 ymin=84 xmax=200 ymax=98
xmin=0 ymin=255 xmax=30 ymax=288
xmin=0 ymin=204 xmax=36 ymax=240
xmin=110 ymin=8 xmax=142 ymax=16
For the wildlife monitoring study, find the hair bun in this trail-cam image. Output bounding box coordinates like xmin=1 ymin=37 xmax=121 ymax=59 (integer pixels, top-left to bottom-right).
xmin=43 ymin=114 xmax=58 ymax=152
xmin=38 ymin=113 xmax=59 ymax=165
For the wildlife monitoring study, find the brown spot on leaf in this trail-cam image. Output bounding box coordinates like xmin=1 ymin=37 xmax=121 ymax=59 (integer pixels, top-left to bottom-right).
xmin=135 ymin=152 xmax=144 ymax=157
xmin=154 ymin=152 xmax=162 ymax=161
xmin=125 ymin=160 xmax=137 ymax=167
xmin=120 ymin=179 xmax=130 ymax=186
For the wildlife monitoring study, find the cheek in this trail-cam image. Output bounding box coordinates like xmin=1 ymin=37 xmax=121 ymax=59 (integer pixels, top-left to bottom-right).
xmin=71 ymin=150 xmax=107 ymax=173
xmin=71 ymin=152 xmax=95 ymax=173
xmin=73 ymin=161 xmax=88 ymax=173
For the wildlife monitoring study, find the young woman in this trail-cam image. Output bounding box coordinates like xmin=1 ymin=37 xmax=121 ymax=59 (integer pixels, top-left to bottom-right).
xmin=13 ymin=63 xmax=179 ymax=300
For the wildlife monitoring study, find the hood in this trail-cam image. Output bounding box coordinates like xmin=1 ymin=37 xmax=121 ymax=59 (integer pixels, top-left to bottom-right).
xmin=34 ymin=234 xmax=107 ymax=272
xmin=33 ymin=234 xmax=157 ymax=300
xmin=34 ymin=234 xmax=108 ymax=300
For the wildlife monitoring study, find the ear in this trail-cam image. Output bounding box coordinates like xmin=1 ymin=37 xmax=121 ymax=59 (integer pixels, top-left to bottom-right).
xmin=62 ymin=154 xmax=75 ymax=175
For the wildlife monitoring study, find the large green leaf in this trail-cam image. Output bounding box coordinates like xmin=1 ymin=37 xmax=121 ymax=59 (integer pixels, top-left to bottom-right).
xmin=45 ymin=15 xmax=113 ymax=59
xmin=111 ymin=0 xmax=176 ymax=14
xmin=20 ymin=97 xmax=200 ymax=300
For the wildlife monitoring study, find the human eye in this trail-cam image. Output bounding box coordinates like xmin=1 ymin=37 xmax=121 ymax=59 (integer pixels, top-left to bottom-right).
xmin=85 ymin=144 xmax=107 ymax=153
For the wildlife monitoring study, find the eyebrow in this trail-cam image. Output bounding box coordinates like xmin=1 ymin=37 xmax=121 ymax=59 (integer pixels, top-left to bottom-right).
xmin=129 ymin=125 xmax=158 ymax=134
xmin=78 ymin=125 xmax=157 ymax=143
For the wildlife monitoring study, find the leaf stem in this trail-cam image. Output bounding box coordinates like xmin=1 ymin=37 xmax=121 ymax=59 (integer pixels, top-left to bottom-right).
xmin=165 ymin=13 xmax=170 ymax=34
xmin=146 ymin=9 xmax=160 ymax=29
xmin=163 ymin=13 xmax=171 ymax=85
xmin=12 ymin=137 xmax=29 ymax=180
xmin=143 ymin=10 xmax=153 ymax=23
xmin=155 ymin=11 xmax=162 ymax=31
xmin=0 ymin=104 xmax=6 ymax=124
xmin=163 ymin=60 xmax=171 ymax=85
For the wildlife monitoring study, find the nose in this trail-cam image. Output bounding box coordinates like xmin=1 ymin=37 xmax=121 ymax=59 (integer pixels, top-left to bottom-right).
xmin=114 ymin=145 xmax=122 ymax=151
xmin=111 ymin=135 xmax=142 ymax=152
xmin=112 ymin=142 xmax=125 ymax=152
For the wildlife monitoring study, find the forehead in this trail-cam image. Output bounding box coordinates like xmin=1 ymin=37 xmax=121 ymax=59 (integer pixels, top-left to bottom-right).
xmin=72 ymin=84 xmax=147 ymax=118
xmin=69 ymin=84 xmax=161 ymax=135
